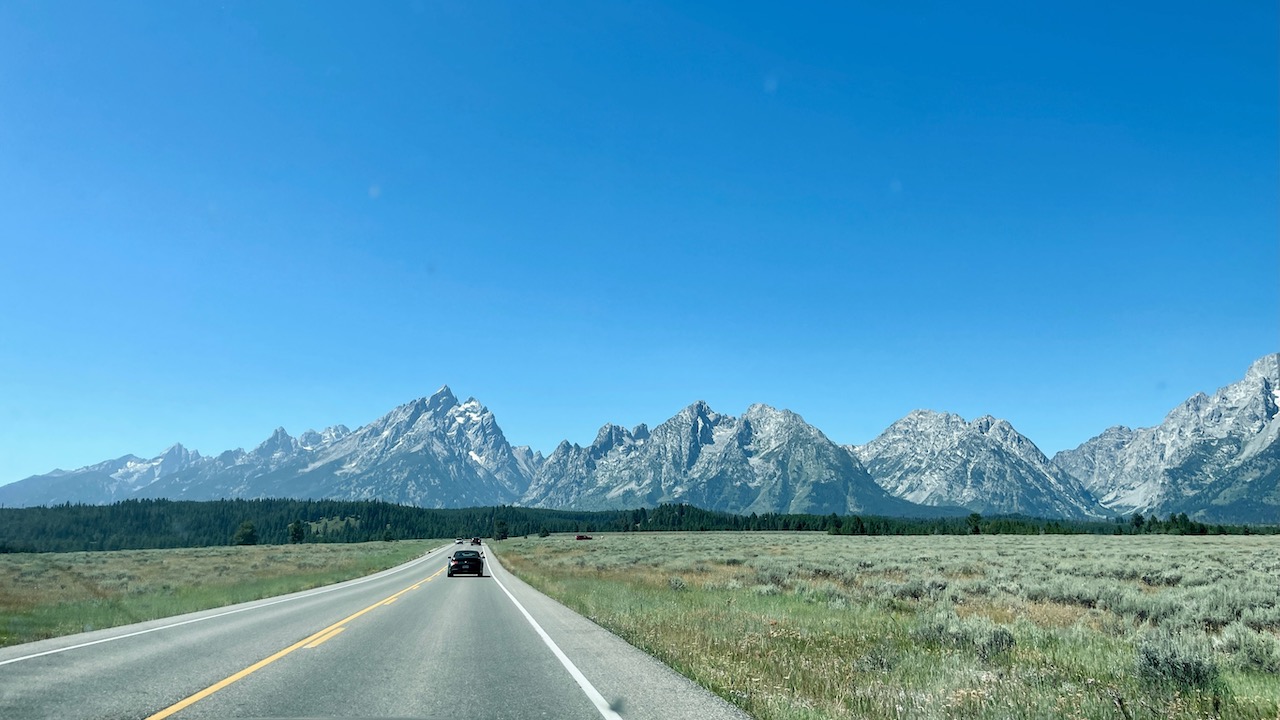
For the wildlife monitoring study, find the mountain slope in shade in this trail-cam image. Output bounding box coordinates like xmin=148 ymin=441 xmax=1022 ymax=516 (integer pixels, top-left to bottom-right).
xmin=852 ymin=411 xmax=1107 ymax=519
xmin=1171 ymin=437 xmax=1280 ymax=524
xmin=521 ymin=401 xmax=946 ymax=516
xmin=1053 ymin=353 xmax=1280 ymax=521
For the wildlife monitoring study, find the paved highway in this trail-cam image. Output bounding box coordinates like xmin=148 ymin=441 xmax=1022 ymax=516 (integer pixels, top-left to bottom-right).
xmin=0 ymin=543 xmax=749 ymax=720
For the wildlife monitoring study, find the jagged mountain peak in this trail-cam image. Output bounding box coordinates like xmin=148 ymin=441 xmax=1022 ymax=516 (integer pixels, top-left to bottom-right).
xmin=593 ymin=423 xmax=633 ymax=446
xmin=1147 ymin=362 xmax=1277 ymax=446
xmin=658 ymin=401 xmax=727 ymax=451
xmin=1099 ymin=424 xmax=1135 ymax=437
xmin=973 ymin=416 xmax=1038 ymax=454
xmin=94 ymin=454 xmax=146 ymax=470
xmin=678 ymin=400 xmax=721 ymax=421
xmin=427 ymin=385 xmax=458 ymax=410
xmin=512 ymin=446 xmax=542 ymax=458
xmin=372 ymin=391 xmax=494 ymax=440
xmin=119 ymin=384 xmax=532 ymax=509
xmin=377 ymin=386 xmax=460 ymax=426
xmin=1054 ymin=353 xmax=1280 ymax=520
xmin=442 ymin=398 xmax=503 ymax=448
xmin=972 ymin=415 xmax=997 ymax=432
xmin=522 ymin=399 xmax=925 ymax=517
xmin=896 ymin=409 xmax=966 ymax=430
xmin=588 ymin=424 xmax=643 ymax=459
xmin=743 ymin=402 xmax=788 ymax=420
xmin=886 ymin=411 xmax=1024 ymax=447
xmin=156 ymin=443 xmax=200 ymax=464
xmin=449 ymin=396 xmax=492 ymax=422
xmin=1245 ymin=353 xmax=1280 ymax=384
xmin=909 ymin=411 xmax=1031 ymax=452
xmin=298 ymin=430 xmax=323 ymax=449
xmin=510 ymin=444 xmax=546 ymax=478
xmin=377 ymin=392 xmax=455 ymax=435
xmin=350 ymin=389 xmax=503 ymax=457
xmin=857 ymin=409 xmax=1103 ymax=518
xmin=252 ymin=427 xmax=298 ymax=459
xmin=905 ymin=408 xmax=950 ymax=420
xmin=298 ymin=426 xmax=348 ymax=450
xmin=742 ymin=403 xmax=824 ymax=443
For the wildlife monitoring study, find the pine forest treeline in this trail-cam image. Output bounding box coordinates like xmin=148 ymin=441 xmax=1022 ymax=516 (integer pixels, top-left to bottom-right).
xmin=0 ymin=498 xmax=1273 ymax=553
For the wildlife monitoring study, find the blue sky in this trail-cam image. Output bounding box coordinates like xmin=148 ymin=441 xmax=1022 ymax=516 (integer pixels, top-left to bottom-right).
xmin=1 ymin=1 xmax=1276 ymax=484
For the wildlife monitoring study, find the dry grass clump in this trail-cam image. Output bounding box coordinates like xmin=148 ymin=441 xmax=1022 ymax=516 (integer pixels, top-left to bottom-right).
xmin=0 ymin=540 xmax=433 ymax=647
xmin=495 ymin=532 xmax=1280 ymax=720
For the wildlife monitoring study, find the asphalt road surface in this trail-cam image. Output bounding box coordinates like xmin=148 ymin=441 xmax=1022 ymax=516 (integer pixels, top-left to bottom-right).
xmin=0 ymin=543 xmax=750 ymax=720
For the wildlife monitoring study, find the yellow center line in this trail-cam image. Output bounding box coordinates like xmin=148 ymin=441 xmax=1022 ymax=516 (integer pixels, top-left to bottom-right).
xmin=145 ymin=566 xmax=444 ymax=720
xmin=303 ymin=627 xmax=346 ymax=649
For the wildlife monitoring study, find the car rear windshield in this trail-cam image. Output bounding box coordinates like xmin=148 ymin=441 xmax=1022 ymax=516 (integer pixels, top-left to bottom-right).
xmin=454 ymin=550 xmax=480 ymax=558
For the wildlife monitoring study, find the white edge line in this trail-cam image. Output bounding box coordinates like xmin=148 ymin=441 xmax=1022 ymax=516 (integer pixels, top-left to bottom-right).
xmin=0 ymin=543 xmax=449 ymax=667
xmin=488 ymin=549 xmax=623 ymax=720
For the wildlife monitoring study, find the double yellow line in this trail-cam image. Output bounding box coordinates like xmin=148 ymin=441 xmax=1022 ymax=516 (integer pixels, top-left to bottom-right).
xmin=146 ymin=566 xmax=444 ymax=720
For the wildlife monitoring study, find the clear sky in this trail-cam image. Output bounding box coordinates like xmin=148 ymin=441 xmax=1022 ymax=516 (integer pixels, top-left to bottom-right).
xmin=1 ymin=1 xmax=1276 ymax=484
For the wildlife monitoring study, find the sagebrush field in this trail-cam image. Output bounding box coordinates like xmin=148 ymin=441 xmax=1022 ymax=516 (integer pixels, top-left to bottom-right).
xmin=0 ymin=540 xmax=434 ymax=647
xmin=495 ymin=532 xmax=1280 ymax=720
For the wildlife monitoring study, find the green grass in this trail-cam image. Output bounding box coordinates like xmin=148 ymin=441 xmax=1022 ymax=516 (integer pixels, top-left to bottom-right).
xmin=494 ymin=532 xmax=1280 ymax=720
xmin=0 ymin=540 xmax=436 ymax=647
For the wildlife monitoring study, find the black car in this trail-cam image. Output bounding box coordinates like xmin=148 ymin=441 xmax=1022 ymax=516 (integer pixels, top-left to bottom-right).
xmin=447 ymin=549 xmax=484 ymax=577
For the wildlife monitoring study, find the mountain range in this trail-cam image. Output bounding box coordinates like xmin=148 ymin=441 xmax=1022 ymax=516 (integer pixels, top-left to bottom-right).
xmin=1052 ymin=353 xmax=1279 ymax=523
xmin=850 ymin=411 xmax=1107 ymax=519
xmin=3 ymin=354 xmax=1277 ymax=524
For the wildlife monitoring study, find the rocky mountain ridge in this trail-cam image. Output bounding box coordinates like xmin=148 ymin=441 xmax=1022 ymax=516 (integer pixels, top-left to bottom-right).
xmin=1052 ymin=353 xmax=1279 ymax=522
xmin=3 ymin=354 xmax=1277 ymax=523
xmin=851 ymin=410 xmax=1107 ymax=519
xmin=522 ymin=401 xmax=940 ymax=516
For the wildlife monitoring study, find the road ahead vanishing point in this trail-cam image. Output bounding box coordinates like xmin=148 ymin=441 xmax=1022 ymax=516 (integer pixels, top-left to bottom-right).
xmin=0 ymin=544 xmax=749 ymax=720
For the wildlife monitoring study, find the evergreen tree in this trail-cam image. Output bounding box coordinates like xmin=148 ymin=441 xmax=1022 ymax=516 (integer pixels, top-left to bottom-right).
xmin=967 ymin=513 xmax=983 ymax=535
xmin=232 ymin=520 xmax=258 ymax=546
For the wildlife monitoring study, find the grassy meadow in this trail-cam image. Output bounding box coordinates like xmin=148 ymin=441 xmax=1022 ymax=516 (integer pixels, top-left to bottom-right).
xmin=0 ymin=540 xmax=435 ymax=648
xmin=494 ymin=532 xmax=1280 ymax=720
